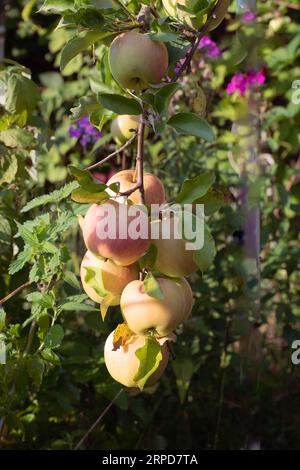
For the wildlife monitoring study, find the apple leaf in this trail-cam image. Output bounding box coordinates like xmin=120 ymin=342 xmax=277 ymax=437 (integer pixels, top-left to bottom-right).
xmin=139 ymin=244 xmax=158 ymax=271
xmin=38 ymin=0 xmax=75 ymax=14
xmin=44 ymin=325 xmax=64 ymax=349
xmin=176 ymin=172 xmax=215 ymax=204
xmin=154 ymin=83 xmax=181 ymax=115
xmin=100 ymin=292 xmax=115 ymax=321
xmin=99 ymin=94 xmax=142 ymax=115
xmin=134 ymin=337 xmax=163 ymax=390
xmin=83 ymin=266 xmax=107 ymax=298
xmin=26 ymin=356 xmax=45 ymax=388
xmin=195 ymin=187 xmax=226 ymax=215
xmin=5 ymin=73 xmax=40 ymax=114
xmin=172 ymin=356 xmax=195 ymax=403
xmin=71 ymin=188 xmax=109 ymax=204
xmin=60 ymin=31 xmax=107 ymax=71
xmin=150 ymin=31 xmax=179 ymax=43
xmin=113 ymin=323 xmax=134 ymax=350
xmin=193 ymin=225 xmax=216 ymax=272
xmin=143 ymin=273 xmax=164 ymax=299
xmin=168 ymin=113 xmax=215 ymax=141
xmin=69 ymin=165 xmax=107 ymax=193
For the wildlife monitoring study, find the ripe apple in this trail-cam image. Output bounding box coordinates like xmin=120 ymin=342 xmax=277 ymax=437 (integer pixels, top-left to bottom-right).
xmin=82 ymin=200 xmax=150 ymax=266
xmin=151 ymin=216 xmax=198 ymax=278
xmin=107 ymin=169 xmax=166 ymax=205
xmin=109 ymin=31 xmax=169 ymax=91
xmin=80 ymin=250 xmax=139 ymax=305
xmin=111 ymin=114 xmax=140 ymax=144
xmin=162 ymin=0 xmax=229 ymax=31
xmin=120 ymin=277 xmax=193 ymax=337
xmin=104 ymin=330 xmax=169 ymax=388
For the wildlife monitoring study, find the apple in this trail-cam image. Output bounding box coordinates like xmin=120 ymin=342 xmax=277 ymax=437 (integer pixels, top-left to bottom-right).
xmin=109 ymin=31 xmax=169 ymax=91
xmin=80 ymin=250 xmax=139 ymax=305
xmin=120 ymin=277 xmax=193 ymax=337
xmin=110 ymin=114 xmax=140 ymax=144
xmin=107 ymin=169 xmax=166 ymax=205
xmin=151 ymin=216 xmax=198 ymax=278
xmin=82 ymin=200 xmax=150 ymax=266
xmin=104 ymin=330 xmax=169 ymax=388
xmin=162 ymin=0 xmax=229 ymax=31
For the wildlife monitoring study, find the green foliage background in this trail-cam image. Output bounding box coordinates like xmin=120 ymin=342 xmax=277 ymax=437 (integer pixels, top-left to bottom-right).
xmin=0 ymin=0 xmax=300 ymax=450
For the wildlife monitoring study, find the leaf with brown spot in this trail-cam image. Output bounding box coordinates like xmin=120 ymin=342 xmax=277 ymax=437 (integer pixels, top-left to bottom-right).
xmin=113 ymin=323 xmax=134 ymax=351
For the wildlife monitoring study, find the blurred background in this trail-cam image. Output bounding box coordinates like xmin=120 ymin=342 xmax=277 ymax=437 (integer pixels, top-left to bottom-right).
xmin=0 ymin=0 xmax=300 ymax=450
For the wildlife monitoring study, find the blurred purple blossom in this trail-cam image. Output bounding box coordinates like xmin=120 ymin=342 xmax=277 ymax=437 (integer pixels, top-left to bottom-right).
xmin=226 ymin=70 xmax=266 ymax=95
xmin=243 ymin=11 xmax=256 ymax=22
xmin=198 ymin=35 xmax=222 ymax=58
xmin=68 ymin=115 xmax=102 ymax=147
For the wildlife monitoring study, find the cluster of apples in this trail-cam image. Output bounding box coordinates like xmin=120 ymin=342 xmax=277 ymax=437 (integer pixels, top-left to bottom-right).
xmin=79 ymin=167 xmax=200 ymax=389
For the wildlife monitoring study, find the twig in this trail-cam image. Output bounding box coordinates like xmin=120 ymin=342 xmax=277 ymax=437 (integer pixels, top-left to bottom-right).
xmin=85 ymin=133 xmax=137 ymax=171
xmin=74 ymin=388 xmax=124 ymax=450
xmin=0 ymin=281 xmax=31 ymax=306
xmin=135 ymin=114 xmax=146 ymax=205
xmin=172 ymin=3 xmax=221 ymax=82
xmin=114 ymin=0 xmax=136 ymax=21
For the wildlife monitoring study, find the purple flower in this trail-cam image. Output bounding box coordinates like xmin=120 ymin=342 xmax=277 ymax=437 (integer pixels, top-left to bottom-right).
xmin=243 ymin=11 xmax=256 ymax=22
xmin=68 ymin=114 xmax=103 ymax=147
xmin=227 ymin=70 xmax=266 ymax=95
xmin=198 ymin=35 xmax=222 ymax=58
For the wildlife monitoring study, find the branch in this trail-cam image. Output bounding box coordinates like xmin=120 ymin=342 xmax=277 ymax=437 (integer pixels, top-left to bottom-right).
xmin=135 ymin=114 xmax=146 ymax=205
xmin=85 ymin=132 xmax=137 ymax=171
xmin=172 ymin=3 xmax=221 ymax=82
xmin=74 ymin=388 xmax=124 ymax=450
xmin=0 ymin=281 xmax=32 ymax=306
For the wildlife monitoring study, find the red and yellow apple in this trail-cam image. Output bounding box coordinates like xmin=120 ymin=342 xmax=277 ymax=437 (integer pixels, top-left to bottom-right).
xmin=82 ymin=200 xmax=150 ymax=266
xmin=104 ymin=330 xmax=169 ymax=388
xmin=109 ymin=31 xmax=169 ymax=91
xmin=107 ymin=169 xmax=166 ymax=205
xmin=80 ymin=250 xmax=139 ymax=305
xmin=120 ymin=277 xmax=193 ymax=337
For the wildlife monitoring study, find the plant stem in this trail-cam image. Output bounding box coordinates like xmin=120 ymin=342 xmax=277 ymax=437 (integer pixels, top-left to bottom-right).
xmin=0 ymin=281 xmax=32 ymax=306
xmin=74 ymin=388 xmax=124 ymax=450
xmin=85 ymin=132 xmax=137 ymax=171
xmin=135 ymin=114 xmax=146 ymax=205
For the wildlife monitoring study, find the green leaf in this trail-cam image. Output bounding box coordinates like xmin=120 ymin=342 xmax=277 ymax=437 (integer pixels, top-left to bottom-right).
xmin=0 ymin=308 xmax=6 ymax=332
xmin=0 ymin=154 xmax=18 ymax=185
xmin=100 ymin=292 xmax=115 ymax=321
xmin=5 ymin=73 xmax=39 ymax=114
xmin=41 ymin=348 xmax=60 ymax=364
xmin=149 ymin=31 xmax=179 ymax=42
xmin=45 ymin=325 xmax=64 ymax=349
xmin=39 ymin=0 xmax=75 ymax=14
xmin=0 ymin=129 xmax=36 ymax=149
xmin=193 ymin=225 xmax=216 ymax=272
xmin=133 ymin=337 xmax=163 ymax=390
xmin=9 ymin=247 xmax=33 ymax=275
xmin=168 ymin=113 xmax=214 ymax=141
xmin=172 ymin=357 xmax=195 ymax=403
xmin=70 ymin=95 xmax=102 ymax=120
xmin=139 ymin=244 xmax=158 ymax=271
xmin=26 ymin=356 xmax=45 ymax=388
xmin=15 ymin=221 xmax=39 ymax=247
xmin=69 ymin=165 xmax=107 ymax=193
xmin=71 ymin=187 xmax=109 ymax=204
xmin=154 ymin=83 xmax=180 ymax=115
xmin=99 ymin=94 xmax=142 ymax=115
xmin=176 ymin=172 xmax=215 ymax=204
xmin=143 ymin=272 xmax=163 ymax=299
xmin=64 ymin=271 xmax=81 ymax=290
xmin=195 ymin=187 xmax=226 ymax=215
xmin=60 ymin=31 xmax=106 ymax=71
xmin=21 ymin=181 xmax=79 ymax=213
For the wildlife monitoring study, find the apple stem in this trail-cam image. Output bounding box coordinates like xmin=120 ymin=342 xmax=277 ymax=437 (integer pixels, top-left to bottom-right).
xmin=85 ymin=131 xmax=137 ymax=171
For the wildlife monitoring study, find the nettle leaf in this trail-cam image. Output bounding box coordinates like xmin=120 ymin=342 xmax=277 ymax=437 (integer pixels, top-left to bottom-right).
xmin=0 ymin=308 xmax=6 ymax=332
xmin=26 ymin=291 xmax=55 ymax=310
xmin=134 ymin=337 xmax=163 ymax=390
xmin=15 ymin=221 xmax=39 ymax=247
xmin=143 ymin=272 xmax=163 ymax=299
xmin=99 ymin=94 xmax=142 ymax=115
xmin=139 ymin=244 xmax=158 ymax=270
xmin=21 ymin=181 xmax=79 ymax=213
xmin=0 ymin=129 xmax=36 ymax=149
xmin=168 ymin=113 xmax=215 ymax=142
xmin=64 ymin=271 xmax=81 ymax=290
xmin=60 ymin=31 xmax=107 ymax=71
xmin=45 ymin=325 xmax=64 ymax=349
xmin=193 ymin=225 xmax=216 ymax=272
xmin=9 ymin=247 xmax=33 ymax=275
xmin=59 ymin=294 xmax=99 ymax=312
xmin=113 ymin=323 xmax=134 ymax=350
xmin=39 ymin=0 xmax=75 ymax=14
xmin=26 ymin=355 xmax=45 ymax=388
xmin=154 ymin=82 xmax=180 ymax=115
xmin=176 ymin=172 xmax=215 ymax=204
